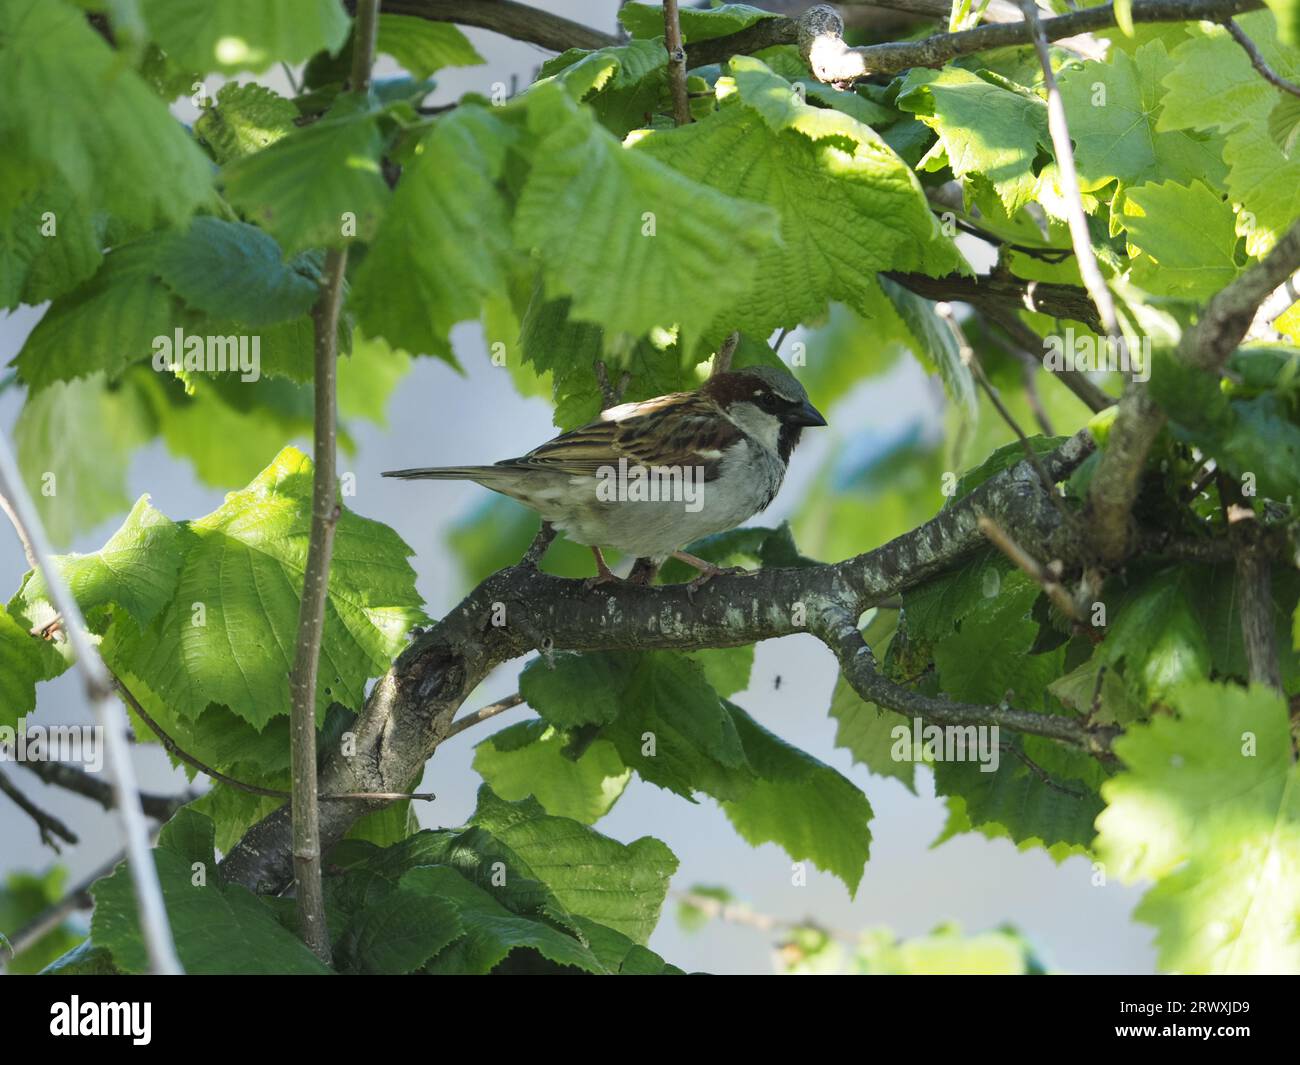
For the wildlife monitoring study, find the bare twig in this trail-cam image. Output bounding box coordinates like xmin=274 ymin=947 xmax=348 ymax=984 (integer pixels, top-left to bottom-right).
xmin=594 ymin=360 xmax=631 ymax=409
xmin=1018 ymin=0 xmax=1128 ymax=369
xmin=978 ymin=515 xmax=1085 ymax=624
xmin=663 ymin=0 xmax=691 ymax=125
xmin=713 ymin=331 xmax=740 ymax=376
xmin=445 ymin=693 xmax=526 ymax=739
xmin=981 ymin=304 xmax=1114 ymax=414
xmin=935 ymin=303 xmax=1061 ymax=506
xmin=15 ymin=758 xmax=195 ymax=820
xmin=1220 ymin=478 xmax=1284 ymax=693
xmin=1088 ymin=220 xmax=1300 ymax=561
xmin=1222 ymin=18 xmax=1300 ymax=98
xmin=0 ymin=447 xmax=181 ymax=974
xmin=0 ymin=849 xmax=126 ymax=968
xmin=1000 ymin=741 xmax=1088 ymax=797
xmin=0 ymin=766 xmax=78 ymax=850
xmin=287 ymin=0 xmax=381 ymax=966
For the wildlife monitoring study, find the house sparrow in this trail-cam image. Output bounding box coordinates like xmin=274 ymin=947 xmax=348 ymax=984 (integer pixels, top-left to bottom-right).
xmin=383 ymin=365 xmax=826 ymax=585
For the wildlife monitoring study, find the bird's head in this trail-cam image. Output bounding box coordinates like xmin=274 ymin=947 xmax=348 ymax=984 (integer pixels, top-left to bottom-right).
xmin=703 ymin=365 xmax=827 ymax=461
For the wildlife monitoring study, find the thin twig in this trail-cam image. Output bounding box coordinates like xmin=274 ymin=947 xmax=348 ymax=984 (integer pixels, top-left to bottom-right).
xmin=978 ymin=515 xmax=1086 ymax=624
xmin=1000 ymin=741 xmax=1088 ymax=797
xmin=1223 ymin=18 xmax=1300 ymax=98
xmin=0 ymin=448 xmax=181 ymax=973
xmin=1220 ymin=477 xmax=1284 ymax=693
xmin=594 ymin=360 xmax=631 ymax=409
xmin=0 ymin=849 xmax=126 ymax=968
xmin=0 ymin=766 xmax=78 ymax=850
xmin=712 ymin=331 xmax=740 ymax=376
xmin=663 ymin=0 xmax=692 ymax=125
xmin=445 ymin=694 xmax=526 ymax=739
xmin=934 ymin=303 xmax=1062 ymax=506
xmin=287 ymin=0 xmax=381 ymax=967
xmin=982 ymin=305 xmax=1113 ymax=414
xmin=1019 ymin=356 xmax=1055 ymax=435
xmin=674 ymin=890 xmax=860 ymax=944
xmin=1018 ymin=0 xmax=1129 ymax=371
xmin=15 ymin=758 xmax=194 ymax=820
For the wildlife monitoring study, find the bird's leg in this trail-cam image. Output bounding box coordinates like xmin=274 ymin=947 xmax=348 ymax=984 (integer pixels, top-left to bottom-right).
xmin=626 ymin=556 xmax=661 ymax=586
xmin=520 ymin=521 xmax=557 ymax=570
xmin=583 ymin=546 xmax=621 ymax=590
xmin=671 ymin=550 xmax=754 ymax=591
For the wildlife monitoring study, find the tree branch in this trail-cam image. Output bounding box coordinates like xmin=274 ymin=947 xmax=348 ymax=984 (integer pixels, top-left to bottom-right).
xmin=663 ymin=0 xmax=691 ymax=125
xmin=1087 ymin=220 xmax=1300 ymax=561
xmin=0 ymin=441 xmax=182 ymax=974
xmin=221 ymin=431 xmax=1104 ymax=894
xmin=0 ymin=766 xmax=78 ymax=850
xmin=1222 ymin=18 xmax=1300 ymax=98
xmin=374 ymin=0 xmax=618 ymax=51
xmin=15 ymin=758 xmax=195 ymax=821
xmin=286 ymin=0 xmax=380 ymax=966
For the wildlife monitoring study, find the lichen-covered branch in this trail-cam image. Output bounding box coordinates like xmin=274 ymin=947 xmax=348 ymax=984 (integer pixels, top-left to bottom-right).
xmin=221 ymin=430 xmax=1100 ymax=893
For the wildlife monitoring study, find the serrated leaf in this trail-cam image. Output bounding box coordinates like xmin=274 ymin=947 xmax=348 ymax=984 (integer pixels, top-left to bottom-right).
xmin=13 ymin=237 xmax=176 ymax=391
xmin=0 ymin=609 xmax=66 ymax=726
xmin=897 ymin=66 xmax=1048 ymax=213
xmin=195 ymin=82 xmax=299 ymax=165
xmin=376 ymin=14 xmax=483 ymax=79
xmin=14 ymin=372 xmax=156 ymax=546
xmin=618 ymin=2 xmax=778 ymax=41
xmin=473 ymin=720 xmax=631 ymax=824
xmin=1121 ymin=180 xmax=1240 ymax=299
xmin=223 ymin=107 xmax=389 ymax=255
xmin=140 ymin=0 xmax=350 ymax=76
xmin=515 ymin=82 xmax=778 ymax=354
xmin=156 ymin=217 xmax=319 ymax=327
xmin=1057 ymin=40 xmax=1226 ymax=194
xmin=0 ymin=0 xmax=214 ymax=228
xmin=113 ymin=446 xmax=426 ymax=727
xmin=352 ymin=105 xmax=514 ymax=360
xmin=471 ymin=787 xmax=677 ymax=944
xmin=21 ymin=494 xmax=184 ymax=631
xmin=721 ymin=701 xmax=873 ymax=895
xmin=635 ymin=62 xmax=964 ymax=341
xmin=337 ymin=882 xmax=462 ymax=974
xmin=1098 ymin=682 xmax=1300 ymax=973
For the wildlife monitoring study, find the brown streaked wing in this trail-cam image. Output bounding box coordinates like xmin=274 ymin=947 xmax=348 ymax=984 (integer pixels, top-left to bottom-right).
xmin=501 ymin=392 xmax=739 ymax=479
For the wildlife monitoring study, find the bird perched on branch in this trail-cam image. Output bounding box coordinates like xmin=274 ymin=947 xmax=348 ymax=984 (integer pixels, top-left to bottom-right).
xmin=383 ymin=365 xmax=826 ymax=587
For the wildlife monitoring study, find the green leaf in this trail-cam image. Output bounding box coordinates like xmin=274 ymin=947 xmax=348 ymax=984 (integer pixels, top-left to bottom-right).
xmin=0 ymin=867 xmax=85 ymax=973
xmin=1101 ymin=567 xmax=1211 ymax=704
xmin=140 ymin=0 xmax=350 ymax=75
xmin=21 ymin=495 xmax=184 ymax=631
xmin=635 ymin=60 xmax=964 ymax=340
xmin=1098 ymin=682 xmax=1300 ymax=973
xmin=0 ymin=0 xmax=214 ymax=228
xmin=896 ymin=66 xmax=1048 ymax=213
xmin=92 ymin=813 xmax=330 ymax=974
xmin=544 ymin=38 xmax=669 ymax=137
xmin=115 ymin=446 xmax=426 ymax=727
xmin=14 ymin=237 xmax=176 ymax=391
xmin=156 ymin=217 xmax=319 ymax=327
xmin=1056 ymin=40 xmax=1227 ymax=194
xmin=829 ymin=673 xmax=916 ymax=792
xmin=1120 ymin=180 xmax=1240 ymax=299
xmin=471 ymin=787 xmax=677 ymax=944
xmin=573 ymin=916 xmax=683 ymax=974
xmin=223 ymin=106 xmax=390 ymax=255
xmin=195 ymin=82 xmax=299 ymax=165
xmin=691 ymin=645 xmax=754 ymax=698
xmin=337 ymin=883 xmax=463 ymax=974
xmin=515 ymin=81 xmax=779 ymax=353
xmin=721 ymin=701 xmax=874 ymax=895
xmin=0 ymin=609 xmax=66 ymax=726
xmin=376 ymin=14 xmax=483 ymax=79
xmin=1 ymin=178 xmax=104 ymax=309
xmin=473 ymin=720 xmax=632 ymax=824
xmin=408 ymin=865 xmax=605 ymax=974
xmin=352 ymin=105 xmax=514 ymax=360
xmin=518 ymin=652 xmax=629 ymax=730
xmin=618 ymin=2 xmax=779 ymax=41
xmin=14 ymin=373 xmax=156 ymax=546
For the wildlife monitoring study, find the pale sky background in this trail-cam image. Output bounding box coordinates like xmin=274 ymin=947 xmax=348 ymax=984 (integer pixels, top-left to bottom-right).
xmin=0 ymin=1 xmax=1156 ymax=974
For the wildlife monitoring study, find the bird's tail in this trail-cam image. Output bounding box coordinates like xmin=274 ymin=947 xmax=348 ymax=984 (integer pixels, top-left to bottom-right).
xmin=381 ymin=465 xmax=503 ymax=481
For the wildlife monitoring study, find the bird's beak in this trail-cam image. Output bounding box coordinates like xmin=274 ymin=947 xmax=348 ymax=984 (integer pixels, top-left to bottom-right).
xmin=787 ymin=399 xmax=827 ymax=427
